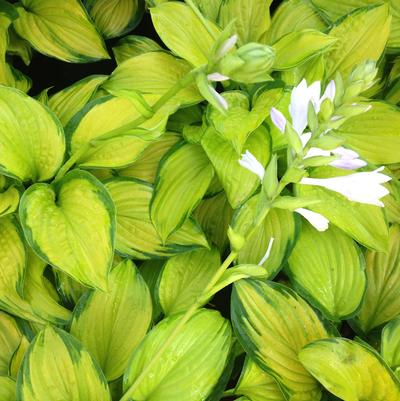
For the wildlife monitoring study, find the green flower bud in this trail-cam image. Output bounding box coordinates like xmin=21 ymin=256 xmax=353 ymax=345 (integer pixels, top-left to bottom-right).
xmin=218 ymin=43 xmax=275 ymax=84
xmin=228 ymin=226 xmax=246 ymax=253
xmin=319 ymin=98 xmax=334 ymax=122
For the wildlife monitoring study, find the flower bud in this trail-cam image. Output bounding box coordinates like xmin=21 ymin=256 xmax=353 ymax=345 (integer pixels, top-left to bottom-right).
xmin=218 ymin=43 xmax=275 ymax=84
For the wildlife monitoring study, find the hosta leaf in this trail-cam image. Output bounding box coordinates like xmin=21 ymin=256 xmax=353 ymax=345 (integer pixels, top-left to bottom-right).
xmin=382 ymin=316 xmax=400 ymax=372
xmin=218 ymin=0 xmax=272 ymax=45
xmin=296 ymin=167 xmax=389 ymax=252
xmin=206 ymin=91 xmax=271 ymax=153
xmin=0 ymin=176 xmax=20 ymax=218
xmin=17 ymin=326 xmax=111 ymax=401
xmin=272 ymin=30 xmax=336 ymax=70
xmin=104 ymin=52 xmax=201 ymax=105
xmin=0 ymin=311 xmax=22 ymax=375
xmin=67 ymin=95 xmax=178 ymax=169
xmin=353 ymin=224 xmax=400 ymax=333
xmin=70 ymin=259 xmax=152 ymax=381
xmin=201 ymin=126 xmax=271 ymax=209
xmin=0 ymin=376 xmax=15 ymax=400
xmin=84 ymin=0 xmax=144 ymax=39
xmin=192 ymin=0 xmax=221 ymax=22
xmin=0 ymin=86 xmax=65 ymax=182
xmin=117 ymin=132 xmax=181 ymax=183
xmin=22 ymin=250 xmax=71 ymax=325
xmin=105 ymin=178 xmax=209 ymax=259
xmin=325 ymin=4 xmax=391 ymax=79
xmin=20 ymin=169 xmax=115 ymax=291
xmin=234 ymin=202 xmax=298 ymax=279
xmin=0 ymin=215 xmax=25 ymax=304
xmin=265 ymin=0 xmax=325 ymax=44
xmin=194 ymin=192 xmax=233 ymax=252
xmin=7 ymin=27 xmax=32 ymax=66
xmin=54 ymin=270 xmax=87 ymax=306
xmin=48 ymin=75 xmax=108 ymax=126
xmin=9 ymin=336 xmax=30 ymax=379
xmin=14 ymin=0 xmax=109 ymax=63
xmin=235 ymin=357 xmax=285 ymax=401
xmin=299 ymin=338 xmax=400 ymax=401
xmin=158 ymin=247 xmax=220 ymax=315
xmin=123 ymin=309 xmax=232 ymax=401
xmin=112 ymin=35 xmax=162 ymax=64
xmin=0 ymin=13 xmax=31 ymax=92
xmin=287 ymin=223 xmax=366 ymax=321
xmin=150 ymin=143 xmax=214 ymax=241
xmin=232 ymin=279 xmax=333 ymax=401
xmin=150 ymin=2 xmax=219 ymax=67
xmin=139 ymin=259 xmax=164 ymax=320
xmin=336 ymin=102 xmax=400 ymax=165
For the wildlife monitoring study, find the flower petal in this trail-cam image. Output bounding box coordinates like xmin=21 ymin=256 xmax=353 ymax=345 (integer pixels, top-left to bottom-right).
xmin=270 ymin=107 xmax=287 ymax=133
xmin=238 ymin=150 xmax=265 ymax=181
xmin=207 ymin=72 xmax=230 ymax=82
xmin=295 ymin=208 xmax=329 ymax=231
xmin=258 ymin=237 xmax=275 ymax=265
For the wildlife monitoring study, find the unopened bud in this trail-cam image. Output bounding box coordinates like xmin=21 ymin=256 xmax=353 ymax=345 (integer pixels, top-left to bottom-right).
xmin=218 ymin=43 xmax=275 ymax=84
xmin=319 ymin=98 xmax=334 ymax=122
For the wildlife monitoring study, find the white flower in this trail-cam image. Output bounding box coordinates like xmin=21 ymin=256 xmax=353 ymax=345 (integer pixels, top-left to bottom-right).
xmin=239 ymin=150 xmax=265 ymax=181
xmin=258 ymin=237 xmax=275 ymax=265
xmin=295 ymin=208 xmax=329 ymax=231
xmin=300 ymin=167 xmax=391 ymax=207
xmin=304 ymin=146 xmax=367 ymax=170
xmin=216 ymin=34 xmax=238 ymax=58
xmin=207 ymin=72 xmax=230 ymax=82
xmin=270 ymin=107 xmax=286 ymax=133
xmin=271 ymin=79 xmax=336 ymax=136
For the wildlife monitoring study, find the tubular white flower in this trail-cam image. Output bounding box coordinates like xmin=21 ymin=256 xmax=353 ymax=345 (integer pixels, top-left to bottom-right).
xmin=305 ymin=147 xmax=330 ymax=158
xmin=300 ymin=167 xmax=391 ymax=207
xmin=207 ymin=72 xmax=230 ymax=82
xmin=289 ymin=79 xmax=310 ymax=135
xmin=238 ymin=150 xmax=265 ymax=181
xmin=211 ymin=87 xmax=228 ymax=111
xmin=258 ymin=237 xmax=275 ymax=266
xmin=217 ymin=34 xmax=238 ymax=58
xmin=308 ymin=81 xmax=322 ymax=112
xmin=270 ymin=107 xmax=286 ymax=133
xmin=320 ymin=80 xmax=336 ymax=104
xmin=329 ymin=158 xmax=367 ymax=170
xmin=295 ymin=208 xmax=329 ymax=231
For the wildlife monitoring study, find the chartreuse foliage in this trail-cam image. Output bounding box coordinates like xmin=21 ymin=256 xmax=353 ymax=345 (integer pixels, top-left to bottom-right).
xmin=0 ymin=0 xmax=399 ymax=400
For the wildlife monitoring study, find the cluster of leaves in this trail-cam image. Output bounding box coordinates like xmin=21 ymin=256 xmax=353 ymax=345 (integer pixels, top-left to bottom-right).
xmin=0 ymin=0 xmax=400 ymax=401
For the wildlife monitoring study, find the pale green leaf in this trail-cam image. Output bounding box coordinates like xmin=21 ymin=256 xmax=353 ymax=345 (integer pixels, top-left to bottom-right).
xmin=234 ymin=201 xmax=298 ymax=279
xmin=325 ymin=4 xmax=391 ymax=79
xmin=105 ymin=178 xmax=209 ymax=259
xmin=353 ymin=224 xmax=400 ymax=333
xmin=0 ymin=311 xmax=22 ymax=375
xmin=287 ymin=223 xmax=366 ymax=321
xmin=71 ymin=259 xmax=152 ymax=381
xmin=232 ymin=279 xmax=333 ymax=401
xmin=296 ymin=167 xmax=389 ymax=252
xmin=150 ymin=2 xmax=219 ymax=66
xmin=0 ymin=86 xmax=65 ymax=182
xmin=218 ymin=0 xmax=272 ymax=45
xmin=85 ymin=0 xmax=144 ymax=39
xmin=67 ymin=95 xmax=178 ymax=169
xmin=201 ymin=126 xmax=271 ymax=209
xmin=150 ymin=143 xmax=214 ymax=241
xmin=104 ymin=52 xmax=201 ymax=106
xmin=299 ymin=338 xmax=400 ymax=401
xmin=17 ymin=326 xmax=111 ymax=401
xmin=192 ymin=0 xmax=221 ymax=22
xmin=112 ymin=35 xmax=162 ymax=64
xmin=0 ymin=376 xmax=15 ymax=400
xmin=117 ymin=132 xmax=181 ymax=183
xmin=48 ymin=75 xmax=108 ymax=126
xmin=265 ymin=0 xmax=325 ymax=44
xmin=14 ymin=0 xmax=109 ymax=62
xmin=272 ymin=30 xmax=336 ymax=70
xmin=235 ymin=357 xmax=285 ymax=401
xmin=19 ymin=169 xmax=116 ymax=291
xmin=382 ymin=316 xmax=400 ymax=372
xmin=123 ymin=309 xmax=232 ymax=401
xmin=158 ymin=247 xmax=220 ymax=315
xmin=336 ymin=101 xmax=400 ymax=164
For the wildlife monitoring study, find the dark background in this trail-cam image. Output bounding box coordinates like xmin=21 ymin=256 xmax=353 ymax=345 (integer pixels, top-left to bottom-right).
xmin=13 ymin=1 xmax=283 ymax=95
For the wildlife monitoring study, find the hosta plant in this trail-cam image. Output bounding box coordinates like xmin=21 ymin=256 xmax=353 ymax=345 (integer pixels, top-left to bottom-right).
xmin=0 ymin=0 xmax=400 ymax=400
